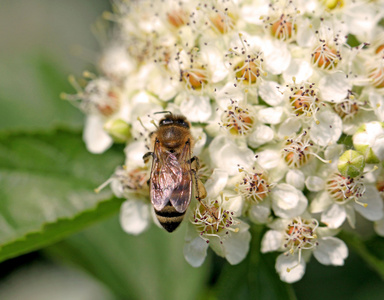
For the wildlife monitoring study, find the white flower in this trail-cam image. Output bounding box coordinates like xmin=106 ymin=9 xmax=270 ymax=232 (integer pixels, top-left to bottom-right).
xmin=309 ymin=110 xmax=343 ymax=147
xmin=99 ymin=43 xmax=135 ymax=81
xmin=208 ymin=135 xmax=255 ymax=176
xmin=270 ymin=183 xmax=307 ymax=219
xmin=231 ymin=165 xmax=275 ymax=224
xmin=308 ymin=167 xmax=383 ymax=228
xmin=353 ymin=121 xmax=384 ymax=163
xmin=261 ymin=215 xmax=348 ymax=283
xmin=184 ymin=191 xmax=251 ymax=267
xmin=120 ymin=199 xmax=151 ymax=235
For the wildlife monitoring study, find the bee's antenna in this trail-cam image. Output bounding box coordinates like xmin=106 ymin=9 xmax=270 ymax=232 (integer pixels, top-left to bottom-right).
xmin=154 ymin=111 xmax=173 ymax=116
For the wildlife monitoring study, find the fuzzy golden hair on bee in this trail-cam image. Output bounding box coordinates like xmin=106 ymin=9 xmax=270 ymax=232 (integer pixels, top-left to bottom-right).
xmin=143 ymin=112 xmax=205 ymax=232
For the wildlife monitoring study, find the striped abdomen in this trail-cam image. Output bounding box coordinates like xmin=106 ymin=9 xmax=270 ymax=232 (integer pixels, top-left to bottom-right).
xmin=154 ymin=203 xmax=185 ymax=232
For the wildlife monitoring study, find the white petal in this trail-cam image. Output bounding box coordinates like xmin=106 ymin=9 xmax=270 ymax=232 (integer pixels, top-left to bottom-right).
xmin=258 ymin=107 xmax=284 ymax=125
xmin=321 ymin=204 xmax=346 ymax=228
xmin=372 ymin=134 xmax=384 ymax=161
xmin=215 ymin=82 xmax=244 ymax=109
xmin=296 ymin=18 xmax=316 ymax=47
xmin=147 ymin=69 xmax=178 ymax=101
xmin=344 ymin=4 xmax=379 ymax=40
xmin=247 ymin=125 xmax=274 ymax=148
xmin=353 ymin=122 xmax=383 ymax=147
xmin=261 ymin=230 xmax=284 ymax=253
xmin=345 ymin=204 xmax=356 ymax=229
xmin=99 ymin=45 xmax=134 ymax=78
xmin=241 ymin=4 xmax=269 ymax=25
xmin=354 ymin=185 xmax=384 ymax=221
xmin=119 ymin=200 xmax=150 ymax=235
xmin=222 ymin=222 xmax=251 ymax=265
xmin=309 ymin=192 xmax=333 ymax=213
xmin=310 ymin=110 xmax=342 ymax=147
xmin=183 ymin=235 xmax=209 ymax=267
xmin=249 ymin=199 xmax=271 ymax=224
xmin=305 ymin=176 xmax=325 ymax=192
xmin=283 ymin=59 xmax=313 ymax=83
xmin=268 ymin=218 xmax=291 ymax=231
xmin=201 ymin=45 xmax=229 ymax=83
xmin=83 ymin=115 xmax=113 ymax=154
xmin=316 ymin=227 xmax=341 ymax=238
xmin=271 ymin=184 xmax=307 ymax=218
xmin=258 ymin=80 xmax=284 ymax=106
xmin=256 ymin=149 xmax=283 ymax=170
xmin=204 ymin=169 xmax=228 ymax=199
xmin=374 ymin=218 xmax=384 ymax=237
xmin=262 ymin=40 xmax=291 ymax=75
xmin=286 ymin=169 xmax=305 ymax=190
xmin=275 ymin=253 xmax=306 ymax=283
xmin=223 ymin=193 xmax=244 ymax=217
xmin=313 ymin=237 xmax=348 ymax=266
xmin=277 ymin=117 xmax=301 ymax=139
xmin=209 ymin=135 xmax=255 ymax=176
xmin=124 ymin=141 xmax=148 ymax=167
xmin=369 ymin=92 xmax=384 ymax=122
xmin=191 ymin=127 xmax=207 ymax=156
xmin=324 ymin=144 xmax=344 ymax=161
xmin=319 ymin=72 xmax=351 ymax=103
xmin=179 ymin=95 xmax=212 ymax=122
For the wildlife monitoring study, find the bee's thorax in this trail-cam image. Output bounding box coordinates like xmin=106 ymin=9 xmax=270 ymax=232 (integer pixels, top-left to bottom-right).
xmin=156 ymin=125 xmax=192 ymax=149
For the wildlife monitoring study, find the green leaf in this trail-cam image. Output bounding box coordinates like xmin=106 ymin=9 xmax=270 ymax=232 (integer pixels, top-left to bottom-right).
xmin=339 ymin=230 xmax=384 ymax=280
xmin=213 ymin=225 xmax=296 ymax=300
xmin=0 ymin=55 xmax=83 ymax=131
xmin=0 ymin=129 xmax=124 ymax=262
xmin=46 ymin=216 xmax=210 ymax=300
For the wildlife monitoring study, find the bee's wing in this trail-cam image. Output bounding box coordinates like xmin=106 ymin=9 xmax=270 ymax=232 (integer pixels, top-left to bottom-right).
xmin=150 ymin=141 xmax=182 ymax=212
xmin=169 ymin=141 xmax=192 ymax=213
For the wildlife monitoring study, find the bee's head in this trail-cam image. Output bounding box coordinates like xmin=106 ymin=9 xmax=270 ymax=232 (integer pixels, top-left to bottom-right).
xmin=158 ymin=112 xmax=190 ymax=129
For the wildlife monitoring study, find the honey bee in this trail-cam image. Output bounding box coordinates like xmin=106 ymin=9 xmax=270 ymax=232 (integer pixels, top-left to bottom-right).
xmin=143 ymin=112 xmax=207 ymax=232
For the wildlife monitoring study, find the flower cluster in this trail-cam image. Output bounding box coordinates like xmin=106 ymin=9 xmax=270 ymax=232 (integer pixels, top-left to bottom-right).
xmin=65 ymin=0 xmax=384 ymax=283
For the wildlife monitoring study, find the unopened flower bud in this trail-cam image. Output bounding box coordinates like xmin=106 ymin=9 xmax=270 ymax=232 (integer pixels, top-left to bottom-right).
xmin=337 ymin=150 xmax=365 ymax=178
xmin=353 ymin=122 xmax=384 ymax=164
xmin=104 ymin=119 xmax=131 ymax=143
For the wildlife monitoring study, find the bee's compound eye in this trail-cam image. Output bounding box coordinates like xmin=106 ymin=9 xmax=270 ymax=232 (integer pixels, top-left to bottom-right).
xmin=160 ymin=118 xmax=173 ymax=126
xmin=176 ymin=119 xmax=189 ymax=128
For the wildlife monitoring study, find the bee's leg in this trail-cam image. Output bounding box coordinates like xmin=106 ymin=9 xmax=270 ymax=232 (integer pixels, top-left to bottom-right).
xmin=191 ymin=169 xmax=219 ymax=221
xmin=191 ymin=168 xmax=207 ymax=201
xmin=189 ymin=156 xmax=198 ymax=167
xmin=191 ymin=157 xmax=219 ymax=221
xmin=143 ymin=152 xmax=153 ymax=164
xmin=190 ymin=156 xmax=206 ymax=200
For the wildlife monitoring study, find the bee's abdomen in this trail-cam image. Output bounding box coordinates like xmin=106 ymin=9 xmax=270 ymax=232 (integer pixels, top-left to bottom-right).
xmin=155 ymin=204 xmax=185 ymax=232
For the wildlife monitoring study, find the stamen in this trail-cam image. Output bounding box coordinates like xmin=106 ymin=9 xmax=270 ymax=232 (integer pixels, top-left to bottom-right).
xmin=225 ymin=34 xmax=266 ymax=86
xmin=235 ymin=166 xmax=273 ymax=204
xmin=191 ymin=193 xmax=240 ymax=243
xmin=311 ymin=43 xmax=339 ymax=70
xmin=220 ymin=100 xmax=255 ymax=136
xmin=95 ymin=166 xmax=149 ymax=195
xmin=63 ymin=76 xmax=120 ymax=117
xmin=284 ymin=217 xmax=318 ymax=272
xmin=326 ymin=173 xmax=366 ymax=206
xmin=167 ymin=9 xmax=188 ymax=28
xmin=94 ymin=178 xmax=113 ymax=193
xmin=368 ymin=57 xmax=384 ymax=88
xmin=285 ymin=81 xmax=324 ymax=123
xmin=282 ymin=131 xmax=329 ymax=168
xmin=261 ymin=0 xmax=298 ymax=42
